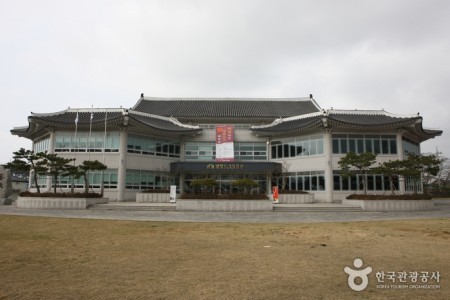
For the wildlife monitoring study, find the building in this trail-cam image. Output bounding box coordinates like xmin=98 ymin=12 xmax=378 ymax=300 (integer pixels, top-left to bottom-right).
xmin=11 ymin=94 xmax=442 ymax=202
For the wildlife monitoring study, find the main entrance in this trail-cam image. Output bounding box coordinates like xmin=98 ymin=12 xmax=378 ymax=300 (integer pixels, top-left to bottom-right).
xmin=184 ymin=173 xmax=268 ymax=194
xmin=170 ymin=162 xmax=282 ymax=194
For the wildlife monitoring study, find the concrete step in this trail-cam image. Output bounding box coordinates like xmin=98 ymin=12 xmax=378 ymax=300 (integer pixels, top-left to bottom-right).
xmin=273 ymin=204 xmax=362 ymax=212
xmin=434 ymin=199 xmax=450 ymax=206
xmin=92 ymin=203 xmax=176 ymax=211
xmin=91 ymin=202 xmax=363 ymax=212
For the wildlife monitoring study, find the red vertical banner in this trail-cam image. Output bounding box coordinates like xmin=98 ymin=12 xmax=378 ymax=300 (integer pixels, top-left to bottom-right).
xmin=272 ymin=186 xmax=279 ymax=203
xmin=216 ymin=125 xmax=235 ymax=162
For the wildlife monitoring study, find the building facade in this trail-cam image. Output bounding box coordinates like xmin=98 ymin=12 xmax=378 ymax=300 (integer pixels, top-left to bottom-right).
xmin=11 ymin=94 xmax=442 ymax=202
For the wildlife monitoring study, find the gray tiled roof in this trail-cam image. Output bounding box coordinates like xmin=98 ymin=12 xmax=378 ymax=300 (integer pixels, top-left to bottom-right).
xmin=11 ymin=109 xmax=201 ymax=138
xmin=132 ymin=97 xmax=321 ymax=119
xmin=251 ymin=110 xmax=442 ymax=141
xmin=251 ymin=113 xmax=324 ymax=135
xmin=29 ymin=109 xmax=124 ymax=128
xmin=128 ymin=111 xmax=201 ymax=134
xmin=328 ymin=112 xmax=418 ymax=126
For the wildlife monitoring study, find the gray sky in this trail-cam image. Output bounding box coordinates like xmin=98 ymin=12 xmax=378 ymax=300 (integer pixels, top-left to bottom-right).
xmin=1 ymin=0 xmax=449 ymax=163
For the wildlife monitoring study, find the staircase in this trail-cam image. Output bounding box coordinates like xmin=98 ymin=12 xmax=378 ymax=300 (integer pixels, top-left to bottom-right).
xmin=92 ymin=203 xmax=176 ymax=211
xmin=91 ymin=202 xmax=363 ymax=212
xmin=273 ymin=203 xmax=362 ymax=212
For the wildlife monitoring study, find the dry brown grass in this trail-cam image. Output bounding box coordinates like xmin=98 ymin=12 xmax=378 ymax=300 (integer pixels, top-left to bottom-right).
xmin=0 ymin=216 xmax=448 ymax=300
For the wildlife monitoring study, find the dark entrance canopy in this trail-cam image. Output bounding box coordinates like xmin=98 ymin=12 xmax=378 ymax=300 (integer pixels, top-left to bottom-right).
xmin=170 ymin=162 xmax=282 ymax=174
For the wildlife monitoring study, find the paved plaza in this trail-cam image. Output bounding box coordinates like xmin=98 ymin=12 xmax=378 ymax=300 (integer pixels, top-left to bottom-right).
xmin=0 ymin=202 xmax=449 ymax=223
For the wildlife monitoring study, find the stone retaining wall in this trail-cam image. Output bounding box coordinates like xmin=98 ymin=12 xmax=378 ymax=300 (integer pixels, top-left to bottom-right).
xmin=177 ymin=199 xmax=273 ymax=212
xmin=136 ymin=193 xmax=171 ymax=203
xmin=342 ymin=199 xmax=435 ymax=211
xmin=16 ymin=197 xmax=109 ymax=209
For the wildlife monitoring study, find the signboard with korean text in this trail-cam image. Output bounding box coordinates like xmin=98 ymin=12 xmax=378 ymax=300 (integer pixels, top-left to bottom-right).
xmin=169 ymin=185 xmax=177 ymax=203
xmin=215 ymin=125 xmax=235 ymax=162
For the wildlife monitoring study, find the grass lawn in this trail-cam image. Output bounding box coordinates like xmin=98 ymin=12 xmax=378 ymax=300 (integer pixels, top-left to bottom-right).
xmin=0 ymin=216 xmax=448 ymax=299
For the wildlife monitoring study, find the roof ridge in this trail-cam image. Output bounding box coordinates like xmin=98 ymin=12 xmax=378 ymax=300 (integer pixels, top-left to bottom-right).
xmin=329 ymin=109 xmax=419 ymax=118
xmin=141 ymin=96 xmax=314 ymax=102
xmin=31 ymin=108 xmax=125 ymax=117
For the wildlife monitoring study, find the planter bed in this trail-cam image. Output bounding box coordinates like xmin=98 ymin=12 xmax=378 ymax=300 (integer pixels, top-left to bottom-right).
xmin=342 ymin=199 xmax=435 ymax=211
xmin=16 ymin=196 xmax=108 ymax=209
xmin=176 ymin=199 xmax=273 ymax=212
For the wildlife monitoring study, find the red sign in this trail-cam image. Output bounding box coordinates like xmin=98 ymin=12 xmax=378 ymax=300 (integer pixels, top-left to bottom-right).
xmin=216 ymin=125 xmax=235 ymax=162
xmin=272 ymin=186 xmax=279 ymax=203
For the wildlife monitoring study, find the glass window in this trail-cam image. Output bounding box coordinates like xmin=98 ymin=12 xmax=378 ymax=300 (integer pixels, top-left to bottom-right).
xmin=332 ymin=139 xmax=339 ymax=154
xmin=317 ymin=140 xmax=324 ymax=155
xmin=390 ymin=140 xmax=397 ymax=154
xmin=311 ymin=176 xmax=318 ymax=191
xmin=367 ymin=175 xmax=374 ymax=191
xmin=283 ymin=144 xmax=289 ymax=158
xmin=304 ymin=177 xmax=310 ymax=190
xmin=310 ymin=141 xmax=317 ymax=156
xmin=297 ymin=177 xmax=303 ymax=191
xmin=357 ymin=139 xmax=364 ymax=153
xmin=349 ymin=139 xmax=356 ymax=153
xmin=129 ymin=135 xmax=179 ymax=158
xmin=381 ymin=139 xmax=389 ymax=154
xmin=318 ymin=176 xmax=325 ymax=191
xmin=375 ymin=175 xmax=383 ymax=190
xmin=340 ymin=139 xmax=348 ymax=153
xmin=54 ymin=132 xmax=119 ymax=152
xmin=365 ymin=139 xmax=372 ymax=153
xmin=342 ymin=176 xmax=349 ymax=191
xmin=373 ymin=139 xmax=380 ymax=154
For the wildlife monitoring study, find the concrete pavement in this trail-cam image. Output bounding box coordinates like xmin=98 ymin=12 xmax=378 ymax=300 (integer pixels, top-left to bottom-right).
xmin=0 ymin=202 xmax=449 ymax=223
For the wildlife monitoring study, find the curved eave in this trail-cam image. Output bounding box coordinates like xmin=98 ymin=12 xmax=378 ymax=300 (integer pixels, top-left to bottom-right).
xmin=127 ymin=113 xmax=202 ymax=137
xmin=407 ymin=123 xmax=443 ymax=143
xmin=251 ymin=115 xmax=324 ymax=137
xmin=11 ymin=122 xmax=47 ymax=139
xmin=250 ymin=112 xmax=441 ymax=140
xmin=326 ymin=116 xmax=420 ymax=130
xmin=11 ymin=125 xmax=33 ymax=138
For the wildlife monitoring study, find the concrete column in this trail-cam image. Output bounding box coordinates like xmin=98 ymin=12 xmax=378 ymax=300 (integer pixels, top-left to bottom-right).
xmin=117 ymin=128 xmax=128 ymax=201
xmin=267 ymin=139 xmax=272 ymax=195
xmin=324 ymin=129 xmax=333 ymax=202
xmin=180 ymin=140 xmax=185 ymax=162
xmin=179 ymin=173 xmax=185 ymax=194
xmin=46 ymin=130 xmax=55 ymax=191
xmin=266 ymin=173 xmax=272 ymax=194
xmin=396 ymin=131 xmax=406 ymax=195
xmin=178 ymin=140 xmax=185 ymax=194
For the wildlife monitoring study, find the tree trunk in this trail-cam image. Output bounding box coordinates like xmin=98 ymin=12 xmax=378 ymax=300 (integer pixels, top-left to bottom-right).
xmin=389 ymin=176 xmax=395 ymax=195
xmin=361 ymin=171 xmax=367 ymax=195
xmin=33 ymin=171 xmax=41 ymax=193
xmin=84 ymin=174 xmax=89 ymax=194
xmin=53 ymin=174 xmax=57 ymax=193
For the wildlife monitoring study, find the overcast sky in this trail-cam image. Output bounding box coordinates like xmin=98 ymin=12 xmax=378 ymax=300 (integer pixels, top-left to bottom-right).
xmin=1 ymin=0 xmax=449 ymax=163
